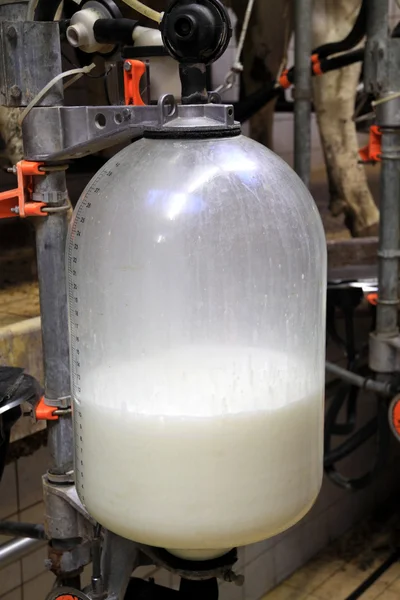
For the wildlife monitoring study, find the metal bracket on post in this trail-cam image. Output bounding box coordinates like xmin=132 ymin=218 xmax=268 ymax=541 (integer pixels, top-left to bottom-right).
xmin=369 ymin=332 xmax=400 ymax=373
xmin=43 ymin=476 xmax=95 ymax=578
xmin=0 ymin=160 xmax=46 ymax=218
xmin=101 ymin=531 xmax=141 ymax=600
xmin=22 ymin=100 xmax=237 ymax=162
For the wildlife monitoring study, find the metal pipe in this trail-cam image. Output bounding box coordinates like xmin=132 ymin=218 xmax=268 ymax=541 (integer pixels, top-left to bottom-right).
xmin=20 ymin=23 xmax=73 ymax=476
xmin=294 ymin=0 xmax=312 ymax=187
xmin=365 ymin=0 xmax=389 ymax=46
xmin=325 ymin=361 xmax=393 ymax=396
xmin=0 ymin=538 xmax=43 ymax=570
xmin=376 ymin=128 xmax=400 ymax=336
xmin=365 ymin=0 xmax=400 ymax=339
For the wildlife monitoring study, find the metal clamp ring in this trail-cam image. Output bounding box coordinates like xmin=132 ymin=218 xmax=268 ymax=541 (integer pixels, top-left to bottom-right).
xmin=378 ymin=250 xmax=400 ymax=259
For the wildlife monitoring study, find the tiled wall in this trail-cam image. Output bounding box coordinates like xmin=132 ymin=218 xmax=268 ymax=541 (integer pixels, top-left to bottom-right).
xmin=0 ymin=447 xmax=54 ymax=600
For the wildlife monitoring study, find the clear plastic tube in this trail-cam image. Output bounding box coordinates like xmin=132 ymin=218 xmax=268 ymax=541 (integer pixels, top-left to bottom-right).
xmin=121 ymin=0 xmax=162 ymax=24
xmin=19 ymin=64 xmax=95 ymax=125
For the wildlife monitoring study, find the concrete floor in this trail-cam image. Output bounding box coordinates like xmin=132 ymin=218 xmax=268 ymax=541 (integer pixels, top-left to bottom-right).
xmin=263 ymin=500 xmax=400 ymax=600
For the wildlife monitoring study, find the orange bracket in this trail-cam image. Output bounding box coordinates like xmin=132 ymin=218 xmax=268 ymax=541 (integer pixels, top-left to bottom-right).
xmin=123 ymin=59 xmax=146 ymax=106
xmin=35 ymin=396 xmax=59 ymax=421
xmin=0 ymin=160 xmax=46 ymax=219
xmin=390 ymin=396 xmax=400 ymax=439
xmin=278 ymin=68 xmax=291 ymax=90
xmin=311 ymin=53 xmax=323 ymax=76
xmin=359 ymin=125 xmax=382 ymax=164
xmin=366 ymin=292 xmax=378 ymax=306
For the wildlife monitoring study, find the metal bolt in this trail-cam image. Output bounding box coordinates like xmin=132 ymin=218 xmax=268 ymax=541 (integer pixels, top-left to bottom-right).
xmin=10 ymin=85 xmax=21 ymax=99
xmin=6 ymin=165 xmax=17 ymax=174
xmin=124 ymin=61 xmax=132 ymax=72
xmin=10 ymin=207 xmax=19 ymax=214
xmin=6 ymin=25 xmax=17 ymax=41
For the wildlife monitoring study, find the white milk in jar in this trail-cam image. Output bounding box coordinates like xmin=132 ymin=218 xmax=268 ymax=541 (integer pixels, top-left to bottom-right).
xmin=74 ymin=345 xmax=323 ymax=560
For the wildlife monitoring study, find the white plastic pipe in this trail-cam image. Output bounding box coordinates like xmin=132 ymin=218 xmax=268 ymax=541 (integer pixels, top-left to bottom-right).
xmin=120 ymin=0 xmax=162 ymax=24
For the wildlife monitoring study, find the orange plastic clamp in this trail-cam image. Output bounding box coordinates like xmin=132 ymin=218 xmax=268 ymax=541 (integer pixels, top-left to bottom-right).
xmin=35 ymin=396 xmax=58 ymax=421
xmin=123 ymin=59 xmax=146 ymax=106
xmin=311 ymin=53 xmax=323 ymax=76
xmin=359 ymin=125 xmax=382 ymax=163
xmin=366 ymin=293 xmax=378 ymax=306
xmin=391 ymin=397 xmax=400 ymax=437
xmin=0 ymin=160 xmax=46 ymax=219
xmin=278 ymin=69 xmax=291 ymax=89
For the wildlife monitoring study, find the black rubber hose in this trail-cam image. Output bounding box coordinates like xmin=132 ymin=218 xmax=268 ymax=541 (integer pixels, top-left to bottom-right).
xmin=0 ymin=521 xmax=46 ymax=540
xmin=324 ymin=398 xmax=390 ymax=491
xmin=328 ymin=382 xmax=360 ymax=436
xmin=312 ymin=0 xmax=367 ymax=59
xmin=233 ymin=0 xmax=366 ymax=125
xmin=324 ymin=416 xmax=378 ymax=467
xmin=233 ymin=48 xmax=364 ymax=123
xmin=319 ymin=48 xmax=365 ymax=74
xmin=324 ymin=381 xmax=352 ymax=443
xmin=93 ymin=18 xmax=139 ymax=46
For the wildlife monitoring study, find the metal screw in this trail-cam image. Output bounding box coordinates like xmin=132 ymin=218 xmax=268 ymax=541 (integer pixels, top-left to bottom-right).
xmin=10 ymin=206 xmax=19 ymax=214
xmin=6 ymin=165 xmax=17 ymax=174
xmin=124 ymin=61 xmax=132 ymax=72
xmin=6 ymin=25 xmax=17 ymax=41
xmin=10 ymin=85 xmax=21 ymax=99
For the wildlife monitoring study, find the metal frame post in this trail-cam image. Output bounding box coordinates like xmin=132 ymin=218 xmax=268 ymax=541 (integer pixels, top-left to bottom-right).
xmin=17 ymin=24 xmax=73 ymax=477
xmin=294 ymin=0 xmax=313 ymax=187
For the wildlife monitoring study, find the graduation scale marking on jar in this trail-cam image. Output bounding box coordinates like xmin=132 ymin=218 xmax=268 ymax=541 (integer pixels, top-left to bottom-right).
xmin=67 ymin=162 xmax=121 ymax=501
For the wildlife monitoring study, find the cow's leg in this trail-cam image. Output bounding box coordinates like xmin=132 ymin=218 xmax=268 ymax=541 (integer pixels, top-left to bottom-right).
xmin=312 ymin=0 xmax=379 ymax=237
xmin=0 ymin=108 xmax=23 ymax=165
xmin=229 ymin=0 xmax=294 ymax=148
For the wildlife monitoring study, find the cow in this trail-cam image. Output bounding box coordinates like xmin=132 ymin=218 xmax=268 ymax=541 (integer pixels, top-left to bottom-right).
xmin=228 ymin=0 xmax=379 ymax=237
xmin=0 ymin=0 xmax=381 ymax=236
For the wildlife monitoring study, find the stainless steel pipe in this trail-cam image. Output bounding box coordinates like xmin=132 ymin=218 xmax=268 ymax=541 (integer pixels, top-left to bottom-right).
xmin=0 ymin=538 xmax=43 ymax=570
xmin=326 ymin=361 xmax=393 ymax=397
xmin=294 ymin=0 xmax=313 ymax=187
